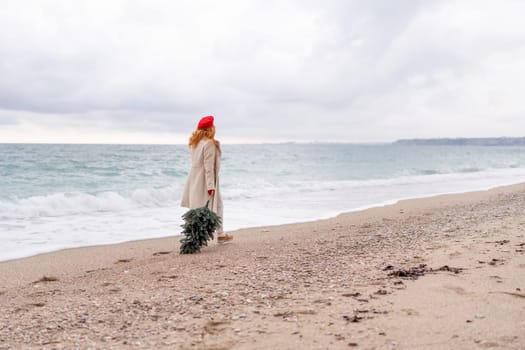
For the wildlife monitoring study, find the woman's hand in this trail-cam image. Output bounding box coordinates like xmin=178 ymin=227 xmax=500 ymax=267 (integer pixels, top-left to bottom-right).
xmin=208 ymin=189 xmax=215 ymax=196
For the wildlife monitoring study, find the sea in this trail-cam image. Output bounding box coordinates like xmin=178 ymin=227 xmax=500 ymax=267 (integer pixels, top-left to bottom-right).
xmin=1 ymin=143 xmax=524 ymax=262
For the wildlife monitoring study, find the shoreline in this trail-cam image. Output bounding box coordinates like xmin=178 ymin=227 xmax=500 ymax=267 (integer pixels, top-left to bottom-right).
xmin=1 ymin=182 xmax=524 ymax=349
xmin=3 ymin=179 xmax=525 ymax=264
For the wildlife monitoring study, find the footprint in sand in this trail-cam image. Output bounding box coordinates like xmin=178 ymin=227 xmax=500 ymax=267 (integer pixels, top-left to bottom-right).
xmin=443 ymin=285 xmax=471 ymax=296
xmin=412 ymin=256 xmax=425 ymax=263
xmin=33 ymin=276 xmax=59 ymax=283
xmin=85 ymin=267 xmax=109 ymax=274
xmin=400 ymin=308 xmax=420 ymax=316
xmin=99 ymin=282 xmax=121 ymax=293
xmin=115 ymin=258 xmax=133 ymax=264
xmin=448 ymin=251 xmax=462 ymax=259
xmin=488 ymin=258 xmax=505 ymax=266
xmin=489 ymin=275 xmax=503 ymax=284
xmin=24 ymin=302 xmax=46 ymax=309
xmin=476 ymin=341 xmax=500 ymax=348
xmin=31 ymin=302 xmax=46 ymax=307
xmin=489 ymin=291 xmax=525 ymax=299
xmin=157 ymin=275 xmax=178 ymax=282
xmin=153 ymin=251 xmax=171 ymax=256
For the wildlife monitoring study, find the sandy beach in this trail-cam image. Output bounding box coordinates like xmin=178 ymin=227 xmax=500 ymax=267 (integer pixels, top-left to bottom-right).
xmin=1 ymin=183 xmax=524 ymax=349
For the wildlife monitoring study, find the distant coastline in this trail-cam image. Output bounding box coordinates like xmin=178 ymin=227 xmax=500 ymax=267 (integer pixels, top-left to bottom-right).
xmin=394 ymin=137 xmax=525 ymax=146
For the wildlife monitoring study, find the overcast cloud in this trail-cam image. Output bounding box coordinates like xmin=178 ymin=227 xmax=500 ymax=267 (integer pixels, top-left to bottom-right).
xmin=0 ymin=0 xmax=524 ymax=143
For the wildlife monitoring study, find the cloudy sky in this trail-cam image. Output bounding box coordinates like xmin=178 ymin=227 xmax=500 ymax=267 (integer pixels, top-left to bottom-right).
xmin=0 ymin=0 xmax=524 ymax=144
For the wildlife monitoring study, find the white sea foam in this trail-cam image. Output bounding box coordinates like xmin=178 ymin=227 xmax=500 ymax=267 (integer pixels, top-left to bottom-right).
xmin=2 ymin=167 xmax=521 ymax=221
xmin=0 ymin=186 xmax=180 ymax=219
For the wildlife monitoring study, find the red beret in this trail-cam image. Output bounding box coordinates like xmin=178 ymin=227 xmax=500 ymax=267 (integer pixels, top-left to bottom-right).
xmin=197 ymin=115 xmax=214 ymax=129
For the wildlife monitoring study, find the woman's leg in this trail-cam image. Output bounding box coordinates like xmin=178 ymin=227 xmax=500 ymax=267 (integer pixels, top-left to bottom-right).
xmin=215 ymin=197 xmax=224 ymax=236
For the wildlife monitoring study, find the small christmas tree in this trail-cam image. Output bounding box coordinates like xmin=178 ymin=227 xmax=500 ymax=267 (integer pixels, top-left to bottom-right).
xmin=179 ymin=201 xmax=221 ymax=254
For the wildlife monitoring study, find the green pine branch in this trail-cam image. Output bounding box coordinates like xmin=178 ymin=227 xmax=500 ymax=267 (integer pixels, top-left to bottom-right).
xmin=180 ymin=201 xmax=222 ymax=254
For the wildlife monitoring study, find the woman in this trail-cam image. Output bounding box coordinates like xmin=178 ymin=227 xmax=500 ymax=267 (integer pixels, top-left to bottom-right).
xmin=181 ymin=115 xmax=233 ymax=243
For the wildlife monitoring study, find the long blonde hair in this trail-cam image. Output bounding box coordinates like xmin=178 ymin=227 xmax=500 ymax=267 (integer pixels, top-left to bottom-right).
xmin=188 ymin=126 xmax=221 ymax=154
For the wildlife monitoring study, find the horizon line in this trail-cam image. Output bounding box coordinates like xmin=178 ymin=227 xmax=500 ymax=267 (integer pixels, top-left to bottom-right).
xmin=1 ymin=136 xmax=523 ymax=146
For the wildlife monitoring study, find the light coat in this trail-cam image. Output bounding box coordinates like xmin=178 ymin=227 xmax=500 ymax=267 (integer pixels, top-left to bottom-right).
xmin=181 ymin=139 xmax=223 ymax=234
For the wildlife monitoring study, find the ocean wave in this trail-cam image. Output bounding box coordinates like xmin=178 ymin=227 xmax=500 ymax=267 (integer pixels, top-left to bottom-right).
xmin=2 ymin=167 xmax=525 ymax=220
xmin=403 ymin=163 xmax=522 ymax=178
xmin=417 ymin=169 xmax=442 ymax=175
xmin=459 ymin=167 xmax=482 ymax=173
xmin=0 ymin=186 xmax=180 ymax=219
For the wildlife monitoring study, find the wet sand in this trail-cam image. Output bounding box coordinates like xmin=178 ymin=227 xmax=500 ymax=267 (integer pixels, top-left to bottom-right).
xmin=1 ymin=183 xmax=524 ymax=349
